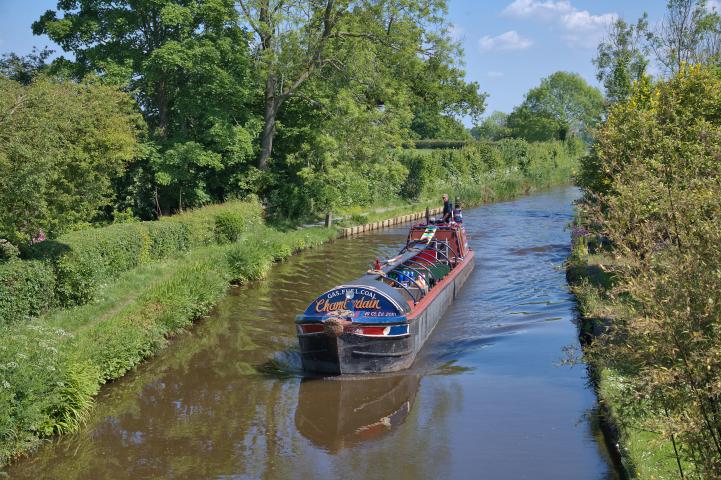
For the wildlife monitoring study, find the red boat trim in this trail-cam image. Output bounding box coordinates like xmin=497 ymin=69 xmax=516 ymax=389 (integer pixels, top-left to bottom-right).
xmin=406 ymin=249 xmax=475 ymax=321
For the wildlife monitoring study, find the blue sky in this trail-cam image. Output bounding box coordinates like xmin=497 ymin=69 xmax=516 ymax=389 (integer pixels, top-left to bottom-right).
xmin=0 ymin=0 xmax=667 ymax=120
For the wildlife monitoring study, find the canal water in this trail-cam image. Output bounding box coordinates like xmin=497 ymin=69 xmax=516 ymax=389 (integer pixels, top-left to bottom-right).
xmin=5 ymin=187 xmax=620 ymax=479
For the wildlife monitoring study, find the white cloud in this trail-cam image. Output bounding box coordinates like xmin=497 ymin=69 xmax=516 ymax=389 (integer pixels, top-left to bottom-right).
xmin=487 ymin=71 xmax=505 ymax=77
xmin=707 ymin=0 xmax=721 ymax=11
xmin=503 ymin=0 xmax=573 ymax=19
xmin=560 ymin=10 xmax=617 ymax=47
xmin=503 ymin=0 xmax=617 ymax=48
xmin=479 ymin=31 xmax=533 ymax=52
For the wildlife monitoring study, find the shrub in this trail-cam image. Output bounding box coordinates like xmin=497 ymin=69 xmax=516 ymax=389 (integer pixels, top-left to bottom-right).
xmin=160 ymin=200 xmax=262 ymax=247
xmin=23 ymin=200 xmax=263 ymax=309
xmin=578 ymin=65 xmax=721 ymax=478
xmin=496 ymin=138 xmax=530 ymax=171
xmin=214 ymin=211 xmax=245 ymax=244
xmin=0 ymin=259 xmax=56 ymax=325
xmin=405 ymin=139 xmax=469 ymax=149
xmin=397 ymin=139 xmax=579 ymax=202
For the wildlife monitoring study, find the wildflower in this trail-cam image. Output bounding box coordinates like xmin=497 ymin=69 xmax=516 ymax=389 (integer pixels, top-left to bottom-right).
xmin=30 ymin=230 xmax=46 ymax=245
xmin=1 ymin=380 xmax=10 ymax=389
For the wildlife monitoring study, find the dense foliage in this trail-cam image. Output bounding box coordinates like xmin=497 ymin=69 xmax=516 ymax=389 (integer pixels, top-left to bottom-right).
xmin=506 ymin=72 xmax=604 ymax=143
xmin=18 ymin=0 xmax=487 ymax=222
xmin=577 ymin=65 xmax=721 ymax=478
xmin=0 ymin=77 xmax=142 ymax=245
xmin=470 ymin=111 xmax=511 ymax=141
xmin=0 ymin=201 xmax=262 ymax=325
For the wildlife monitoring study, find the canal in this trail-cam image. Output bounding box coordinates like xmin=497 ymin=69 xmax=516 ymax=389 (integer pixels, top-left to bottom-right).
xmin=5 ymin=187 xmax=620 ymax=479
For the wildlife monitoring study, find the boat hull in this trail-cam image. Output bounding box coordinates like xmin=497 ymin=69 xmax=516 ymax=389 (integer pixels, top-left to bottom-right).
xmin=298 ymin=251 xmax=474 ymax=374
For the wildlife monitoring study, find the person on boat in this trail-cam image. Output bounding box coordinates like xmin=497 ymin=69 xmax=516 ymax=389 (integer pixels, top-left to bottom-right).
xmin=453 ymin=198 xmax=463 ymax=224
xmin=441 ymin=194 xmax=453 ymax=223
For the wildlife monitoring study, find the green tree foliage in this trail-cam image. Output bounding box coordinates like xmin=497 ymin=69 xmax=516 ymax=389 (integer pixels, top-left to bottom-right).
xmin=470 ymin=111 xmax=510 ymax=141
xmin=579 ymin=65 xmax=721 ymax=478
xmin=408 ymin=52 xmax=486 ymax=139
xmin=0 ymin=47 xmax=53 ymax=85
xmin=34 ymin=0 xmax=483 ymax=217
xmin=232 ymin=0 xmax=483 ymax=216
xmin=236 ymin=0 xmax=484 ymax=167
xmin=594 ymin=16 xmax=650 ymax=103
xmin=34 ymin=0 xmax=258 ymax=214
xmin=0 ymin=77 xmax=142 ymax=245
xmin=507 ymin=72 xmax=604 ymax=143
xmin=649 ymin=0 xmax=721 ymax=75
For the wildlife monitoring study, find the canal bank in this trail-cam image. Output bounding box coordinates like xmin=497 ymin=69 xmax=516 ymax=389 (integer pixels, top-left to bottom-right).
xmin=567 ymin=239 xmax=684 ymax=479
xmin=5 ymin=187 xmax=621 ymax=479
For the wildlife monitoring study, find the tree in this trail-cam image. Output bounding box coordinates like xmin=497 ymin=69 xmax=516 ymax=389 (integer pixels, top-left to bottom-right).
xmin=408 ymin=51 xmax=486 ymax=139
xmin=34 ymin=1 xmax=257 ymax=214
xmin=507 ymin=72 xmax=604 ymax=142
xmin=471 ymin=111 xmax=510 ymax=141
xmin=649 ymin=0 xmax=721 ymax=75
xmin=594 ymin=16 xmax=649 ymax=103
xmin=0 ymin=47 xmax=54 ymax=85
xmin=0 ymin=77 xmax=142 ymax=245
xmin=236 ymin=0 xmax=467 ymax=169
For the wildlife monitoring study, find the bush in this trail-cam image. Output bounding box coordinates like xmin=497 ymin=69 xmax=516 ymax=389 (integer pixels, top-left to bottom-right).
xmin=0 ymin=259 xmax=56 ymax=326
xmin=21 ymin=200 xmax=263 ymax=309
xmin=397 ymin=139 xmax=579 ymax=202
xmin=577 ymin=65 xmax=721 ymax=478
xmin=214 ymin=212 xmax=246 ymax=244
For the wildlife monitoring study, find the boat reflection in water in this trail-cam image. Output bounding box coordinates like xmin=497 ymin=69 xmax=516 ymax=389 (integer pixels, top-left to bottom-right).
xmin=295 ymin=374 xmax=420 ymax=453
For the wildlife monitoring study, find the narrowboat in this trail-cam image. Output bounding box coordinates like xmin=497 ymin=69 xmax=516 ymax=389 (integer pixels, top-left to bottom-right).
xmin=296 ymin=220 xmax=474 ymax=374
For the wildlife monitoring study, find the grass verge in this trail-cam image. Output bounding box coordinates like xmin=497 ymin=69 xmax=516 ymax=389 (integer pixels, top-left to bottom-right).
xmin=567 ymin=238 xmax=688 ymax=479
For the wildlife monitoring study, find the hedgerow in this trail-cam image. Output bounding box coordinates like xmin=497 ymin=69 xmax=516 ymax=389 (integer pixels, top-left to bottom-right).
xmin=396 ymin=138 xmax=582 ymax=201
xmin=0 ymin=200 xmax=263 ymax=324
xmin=0 ymin=260 xmax=56 ymax=326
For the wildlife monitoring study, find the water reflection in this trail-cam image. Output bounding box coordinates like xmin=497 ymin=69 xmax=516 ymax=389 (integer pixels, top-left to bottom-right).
xmin=295 ymin=375 xmax=420 ymax=453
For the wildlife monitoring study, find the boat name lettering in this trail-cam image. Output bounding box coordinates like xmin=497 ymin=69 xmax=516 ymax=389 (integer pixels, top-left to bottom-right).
xmin=325 ymin=288 xmax=377 ymax=300
xmin=314 ymin=297 xmax=382 ymax=312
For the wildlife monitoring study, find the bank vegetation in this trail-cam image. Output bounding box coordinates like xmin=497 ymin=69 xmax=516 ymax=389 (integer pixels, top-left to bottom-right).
xmin=570 ymin=64 xmax=721 ymax=479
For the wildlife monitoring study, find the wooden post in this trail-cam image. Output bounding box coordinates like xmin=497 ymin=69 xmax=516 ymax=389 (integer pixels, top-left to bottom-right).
xmin=425 ymin=206 xmax=430 ymax=223
xmin=325 ymin=212 xmax=332 ymax=228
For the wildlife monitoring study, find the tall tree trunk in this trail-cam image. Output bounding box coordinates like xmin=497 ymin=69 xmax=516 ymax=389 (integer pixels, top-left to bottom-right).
xmin=259 ymin=73 xmax=278 ymax=170
xmin=156 ymin=80 xmax=169 ymax=139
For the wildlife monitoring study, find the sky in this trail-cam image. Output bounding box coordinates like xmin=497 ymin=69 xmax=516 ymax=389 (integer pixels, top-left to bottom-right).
xmin=0 ymin=0 xmax=668 ymax=120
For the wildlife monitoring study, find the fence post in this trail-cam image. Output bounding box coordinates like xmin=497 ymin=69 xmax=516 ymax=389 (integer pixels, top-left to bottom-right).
xmin=325 ymin=212 xmax=333 ymax=228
